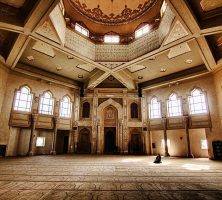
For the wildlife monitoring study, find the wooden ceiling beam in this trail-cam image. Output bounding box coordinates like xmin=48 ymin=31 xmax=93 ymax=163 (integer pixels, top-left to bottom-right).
xmin=86 ymin=71 xmax=110 ymax=89
xmin=5 ymin=0 xmax=59 ymax=69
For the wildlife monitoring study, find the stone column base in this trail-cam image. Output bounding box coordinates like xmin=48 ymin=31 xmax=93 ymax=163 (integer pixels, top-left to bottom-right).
xmin=187 ymin=154 xmax=194 ymax=158
xmin=28 ymin=151 xmax=33 ymax=156
xmin=50 ymin=151 xmax=56 ymax=155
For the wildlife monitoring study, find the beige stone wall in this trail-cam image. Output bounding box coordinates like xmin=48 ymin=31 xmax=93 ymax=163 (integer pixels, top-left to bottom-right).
xmin=1 ymin=72 xmax=76 ymax=156
xmin=146 ymin=74 xmax=222 ymax=158
xmin=213 ymin=69 xmax=222 ymax=129
xmin=190 ymin=129 xmax=208 ymax=158
xmin=0 ymin=65 xmax=9 ymax=145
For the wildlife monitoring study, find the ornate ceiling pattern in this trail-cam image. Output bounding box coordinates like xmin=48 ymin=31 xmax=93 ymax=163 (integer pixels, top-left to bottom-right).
xmin=67 ymin=0 xmax=158 ymax=25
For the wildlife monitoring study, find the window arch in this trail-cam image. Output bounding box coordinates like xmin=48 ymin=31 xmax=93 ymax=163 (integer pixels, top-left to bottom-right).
xmin=188 ymin=88 xmax=207 ymax=115
xmin=131 ymin=102 xmax=139 ymax=119
xmin=39 ymin=91 xmax=54 ymax=115
xmin=167 ymin=93 xmax=182 ymax=117
xmin=59 ymin=96 xmax=72 ymax=118
xmin=82 ymin=102 xmax=90 ymax=118
xmin=149 ymin=97 xmax=161 ymax=119
xmin=13 ymin=85 xmax=33 ymax=112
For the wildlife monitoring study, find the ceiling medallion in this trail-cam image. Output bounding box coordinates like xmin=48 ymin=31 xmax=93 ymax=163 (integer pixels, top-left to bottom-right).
xmin=108 ymin=75 xmax=114 ymax=81
xmin=68 ymin=0 xmax=158 ymax=25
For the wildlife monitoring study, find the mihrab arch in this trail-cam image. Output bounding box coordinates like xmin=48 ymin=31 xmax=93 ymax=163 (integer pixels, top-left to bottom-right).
xmin=97 ymin=99 xmax=124 ymax=154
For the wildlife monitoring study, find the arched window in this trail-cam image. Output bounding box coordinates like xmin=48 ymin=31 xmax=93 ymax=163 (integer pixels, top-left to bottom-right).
xmin=149 ymin=97 xmax=161 ymax=119
xmin=188 ymin=88 xmax=207 ymax=115
xmin=131 ymin=103 xmax=138 ymax=119
xmin=167 ymin=93 xmax=182 ymax=117
xmin=82 ymin=102 xmax=90 ymax=118
xmin=59 ymin=96 xmax=72 ymax=118
xmin=13 ymin=86 xmax=33 ymax=112
xmin=39 ymin=91 xmax=54 ymax=115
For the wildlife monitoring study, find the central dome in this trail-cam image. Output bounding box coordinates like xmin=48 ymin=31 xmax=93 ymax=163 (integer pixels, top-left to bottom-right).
xmin=67 ymin=0 xmax=158 ymax=25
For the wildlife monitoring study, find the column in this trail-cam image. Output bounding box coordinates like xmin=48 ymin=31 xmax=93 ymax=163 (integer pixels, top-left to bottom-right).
xmin=119 ymin=119 xmax=123 ymax=153
xmin=50 ymin=117 xmax=58 ymax=155
xmin=97 ymin=121 xmax=101 ymax=154
xmin=68 ymin=129 xmax=74 ymax=153
xmin=149 ymin=130 xmax=153 ymax=155
xmin=123 ymin=92 xmax=128 ymax=154
xmin=92 ymin=92 xmax=98 ymax=154
xmin=163 ymin=117 xmax=170 ymax=157
xmin=73 ymin=129 xmax=78 ymax=153
xmin=184 ymin=116 xmax=193 ymax=158
xmin=28 ymin=114 xmax=38 ymax=156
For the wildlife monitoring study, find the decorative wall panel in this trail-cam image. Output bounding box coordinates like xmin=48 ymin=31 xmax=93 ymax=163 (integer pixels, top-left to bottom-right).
xmin=65 ymin=29 xmax=96 ymax=60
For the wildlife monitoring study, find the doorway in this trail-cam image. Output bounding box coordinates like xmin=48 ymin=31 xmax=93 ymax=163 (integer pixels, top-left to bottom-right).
xmin=56 ymin=130 xmax=69 ymax=154
xmin=78 ymin=128 xmax=91 ymax=154
xmin=104 ymin=127 xmax=116 ymax=154
xmin=129 ymin=133 xmax=143 ymax=154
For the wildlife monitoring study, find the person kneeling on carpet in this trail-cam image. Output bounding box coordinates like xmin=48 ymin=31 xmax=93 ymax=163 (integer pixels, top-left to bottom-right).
xmin=154 ymin=154 xmax=162 ymax=164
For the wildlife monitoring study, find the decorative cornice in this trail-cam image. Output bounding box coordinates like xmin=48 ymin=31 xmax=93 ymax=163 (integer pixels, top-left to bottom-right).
xmin=68 ymin=0 xmax=158 ymax=25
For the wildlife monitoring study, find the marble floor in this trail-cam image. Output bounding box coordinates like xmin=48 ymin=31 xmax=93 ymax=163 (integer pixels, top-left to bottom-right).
xmin=0 ymin=155 xmax=222 ymax=200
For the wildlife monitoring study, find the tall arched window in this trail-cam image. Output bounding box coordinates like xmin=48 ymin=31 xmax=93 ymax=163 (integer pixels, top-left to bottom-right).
xmin=82 ymin=102 xmax=90 ymax=118
xmin=167 ymin=93 xmax=182 ymax=117
xmin=39 ymin=91 xmax=54 ymax=115
xmin=188 ymin=88 xmax=207 ymax=115
xmin=13 ymin=86 xmax=33 ymax=112
xmin=131 ymin=103 xmax=139 ymax=118
xmin=59 ymin=96 xmax=72 ymax=118
xmin=149 ymin=97 xmax=161 ymax=119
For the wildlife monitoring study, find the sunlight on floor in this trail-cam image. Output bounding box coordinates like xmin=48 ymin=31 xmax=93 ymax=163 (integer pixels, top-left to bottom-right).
xmin=182 ymin=163 xmax=210 ymax=171
xmin=121 ymin=158 xmax=144 ymax=163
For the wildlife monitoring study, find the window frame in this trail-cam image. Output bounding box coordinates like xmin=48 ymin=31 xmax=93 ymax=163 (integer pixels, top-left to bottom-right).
xmin=36 ymin=137 xmax=46 ymax=147
xmin=167 ymin=92 xmax=183 ymax=117
xmin=13 ymin=85 xmax=33 ymax=113
xmin=149 ymin=97 xmax=162 ymax=119
xmin=135 ymin=24 xmax=150 ymax=39
xmin=104 ymin=35 xmax=120 ymax=44
xmin=160 ymin=0 xmax=167 ymax=17
xmin=59 ymin=95 xmax=72 ymax=118
xmin=75 ymin=23 xmax=89 ymax=37
xmin=200 ymin=139 xmax=208 ymax=150
xmin=188 ymin=88 xmax=208 ymax=115
xmin=38 ymin=91 xmax=55 ymax=116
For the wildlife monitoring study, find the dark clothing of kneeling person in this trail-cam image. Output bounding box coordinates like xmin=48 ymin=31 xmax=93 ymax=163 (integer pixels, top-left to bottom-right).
xmin=154 ymin=154 xmax=162 ymax=164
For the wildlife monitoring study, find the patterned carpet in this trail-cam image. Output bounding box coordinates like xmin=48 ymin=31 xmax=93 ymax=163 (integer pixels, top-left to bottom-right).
xmin=0 ymin=155 xmax=222 ymax=200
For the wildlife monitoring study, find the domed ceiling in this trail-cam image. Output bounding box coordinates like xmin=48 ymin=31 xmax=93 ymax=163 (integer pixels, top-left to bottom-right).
xmin=67 ymin=0 xmax=158 ymax=25
xmin=64 ymin=0 xmax=162 ymax=36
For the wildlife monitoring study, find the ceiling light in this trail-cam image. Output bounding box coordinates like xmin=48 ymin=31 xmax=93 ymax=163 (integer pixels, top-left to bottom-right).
xmin=138 ymin=76 xmax=143 ymax=79
xmin=27 ymin=56 xmax=34 ymax=61
xmin=56 ymin=66 xmax=63 ymax=71
xmin=78 ymin=74 xmax=83 ymax=78
xmin=67 ymin=55 xmax=74 ymax=59
xmin=160 ymin=68 xmax=166 ymax=72
xmin=108 ymin=76 xmax=114 ymax=81
xmin=185 ymin=59 xmax=193 ymax=64
xmin=148 ymin=56 xmax=155 ymax=60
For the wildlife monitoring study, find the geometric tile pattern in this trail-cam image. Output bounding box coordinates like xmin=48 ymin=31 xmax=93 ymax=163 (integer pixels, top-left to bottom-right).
xmin=0 ymin=156 xmax=222 ymax=200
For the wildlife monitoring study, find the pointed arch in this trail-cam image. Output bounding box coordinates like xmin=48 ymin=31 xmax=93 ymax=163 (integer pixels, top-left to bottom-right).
xmin=39 ymin=90 xmax=54 ymax=115
xmin=59 ymin=95 xmax=72 ymax=118
xmin=167 ymin=92 xmax=182 ymax=117
xmin=98 ymin=98 xmax=123 ymax=120
xmin=149 ymin=96 xmax=161 ymax=119
xmin=188 ymin=87 xmax=208 ymax=115
xmin=13 ymin=85 xmax=33 ymax=112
